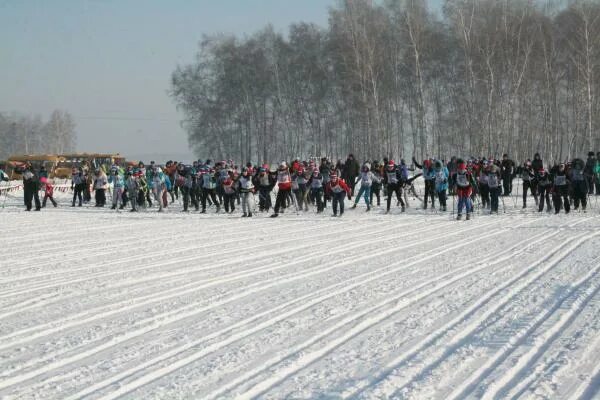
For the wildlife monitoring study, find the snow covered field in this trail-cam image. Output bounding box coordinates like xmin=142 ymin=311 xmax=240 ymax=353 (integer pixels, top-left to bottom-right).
xmin=1 ymin=186 xmax=600 ymax=399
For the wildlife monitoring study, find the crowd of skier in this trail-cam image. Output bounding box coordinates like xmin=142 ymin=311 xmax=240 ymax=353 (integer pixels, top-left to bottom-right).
xmin=3 ymin=151 xmax=600 ymax=220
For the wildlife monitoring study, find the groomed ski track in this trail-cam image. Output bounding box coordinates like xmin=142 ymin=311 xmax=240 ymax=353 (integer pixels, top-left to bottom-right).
xmin=1 ymin=190 xmax=599 ymax=399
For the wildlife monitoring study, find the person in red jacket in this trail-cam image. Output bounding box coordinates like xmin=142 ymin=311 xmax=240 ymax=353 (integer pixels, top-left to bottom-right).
xmin=451 ymin=160 xmax=475 ymax=220
xmin=40 ymin=176 xmax=58 ymax=208
xmin=271 ymin=161 xmax=292 ymax=218
xmin=326 ymin=173 xmax=351 ymax=217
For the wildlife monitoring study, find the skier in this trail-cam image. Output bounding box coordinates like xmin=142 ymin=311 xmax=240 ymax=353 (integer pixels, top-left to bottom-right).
xmin=433 ymin=160 xmax=449 ymax=211
xmin=308 ymin=168 xmax=325 ymax=213
xmin=40 ymin=177 xmax=57 ymax=208
xmin=342 ymin=154 xmax=360 ymax=199
xmin=383 ymin=160 xmax=405 ymax=213
xmin=485 ymin=162 xmax=501 ymax=214
xmin=126 ymin=170 xmax=140 ymax=212
xmin=71 ymin=167 xmax=86 ymax=207
xmin=150 ymin=166 xmax=167 ymax=212
xmin=326 ymin=172 xmax=350 ymax=217
xmin=176 ymin=163 xmax=195 ymax=212
xmin=221 ymin=172 xmax=238 ymax=213
xmin=595 ymin=153 xmax=600 ymax=195
xmin=551 ymin=163 xmax=570 ymax=214
xmin=584 ymin=151 xmax=596 ymax=195
xmin=200 ymin=166 xmax=220 ymax=213
xmin=370 ymin=160 xmax=383 ymax=207
xmin=108 ymin=167 xmax=125 ymax=210
xmin=271 ymin=161 xmax=292 ymax=218
xmin=92 ymin=168 xmax=108 ymax=207
xmin=452 ymin=160 xmax=475 ymax=220
xmin=532 ymin=153 xmax=544 ymax=173
xmin=501 ymin=154 xmax=515 ymax=196
xmin=517 ymin=161 xmax=538 ymax=208
xmin=537 ymin=168 xmax=552 ymax=212
xmin=239 ymin=167 xmax=255 ymax=217
xmin=291 ymin=165 xmax=309 ymax=211
xmin=478 ymin=160 xmax=490 ymax=209
xmin=320 ymin=158 xmax=332 ymax=209
xmin=413 ymin=157 xmax=436 ymax=209
xmin=255 ymin=165 xmax=274 ymax=213
xmin=351 ymin=162 xmax=376 ymax=211
xmin=570 ymin=158 xmax=588 ymax=212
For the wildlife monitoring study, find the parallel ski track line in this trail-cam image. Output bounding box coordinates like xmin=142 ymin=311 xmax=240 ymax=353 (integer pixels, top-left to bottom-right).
xmin=0 ymin=218 xmax=161 ymax=249
xmin=480 ymin=261 xmax=600 ymax=400
xmin=0 ymin=219 xmax=417 ymax=345
xmin=0 ymin=216 xmax=124 ymax=238
xmin=0 ymin=215 xmax=293 ymax=272
xmin=446 ymin=241 xmax=600 ymax=400
xmin=0 ymin=217 xmax=360 ymax=299
xmin=343 ymin=220 xmax=593 ymax=399
xmin=0 ymin=216 xmax=177 ymax=262
xmin=380 ymin=232 xmax=595 ymax=400
xmin=70 ymin=220 xmax=524 ymax=400
xmin=54 ymin=220 xmax=505 ymax=400
xmin=207 ymin=223 xmax=552 ymax=399
xmin=0 ymin=219 xmax=463 ymax=387
xmin=0 ymin=217 xmax=420 ymax=318
xmin=569 ymin=344 xmax=600 ymax=400
xmin=515 ymin=312 xmax=600 ymax=400
xmin=0 ymin=215 xmax=344 ymax=286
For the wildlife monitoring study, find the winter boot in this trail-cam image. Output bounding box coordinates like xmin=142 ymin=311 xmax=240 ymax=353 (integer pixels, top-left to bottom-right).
xmin=457 ymin=213 xmax=462 ymax=220
xmin=248 ymin=212 xmax=253 ymax=217
xmin=350 ymin=204 xmax=357 ymax=209
xmin=270 ymin=213 xmax=278 ymax=218
xmin=242 ymin=213 xmax=247 ymax=217
xmin=466 ymin=213 xmax=471 ymax=220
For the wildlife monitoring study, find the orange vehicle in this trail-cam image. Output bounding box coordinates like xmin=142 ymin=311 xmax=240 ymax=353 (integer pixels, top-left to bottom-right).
xmin=53 ymin=153 xmax=126 ymax=178
xmin=6 ymin=154 xmax=62 ymax=180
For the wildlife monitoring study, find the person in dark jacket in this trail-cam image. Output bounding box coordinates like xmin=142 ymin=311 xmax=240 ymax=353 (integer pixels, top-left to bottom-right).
xmin=570 ymin=158 xmax=588 ymax=211
xmin=551 ymin=163 xmax=570 ymax=214
xmin=501 ymin=154 xmax=515 ymax=196
xmin=383 ymin=160 xmax=405 ymax=213
xmin=516 ymin=160 xmax=538 ymax=208
xmin=584 ymin=151 xmax=596 ymax=195
xmin=537 ymin=168 xmax=552 ymax=212
xmin=20 ymin=162 xmax=41 ymax=211
xmin=342 ymin=154 xmax=360 ymax=200
xmin=532 ymin=153 xmax=543 ymax=174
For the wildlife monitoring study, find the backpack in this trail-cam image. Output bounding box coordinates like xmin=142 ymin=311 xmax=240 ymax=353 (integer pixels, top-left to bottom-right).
xmin=487 ymin=173 xmax=499 ymax=188
xmin=456 ymin=172 xmax=469 ymax=188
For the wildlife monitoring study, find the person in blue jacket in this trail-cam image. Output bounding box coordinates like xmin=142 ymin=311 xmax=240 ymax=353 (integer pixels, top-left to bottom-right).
xmin=433 ymin=160 xmax=449 ymax=211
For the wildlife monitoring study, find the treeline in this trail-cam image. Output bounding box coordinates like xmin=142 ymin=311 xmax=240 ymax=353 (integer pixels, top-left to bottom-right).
xmin=171 ymin=0 xmax=600 ymax=164
xmin=0 ymin=110 xmax=76 ymax=160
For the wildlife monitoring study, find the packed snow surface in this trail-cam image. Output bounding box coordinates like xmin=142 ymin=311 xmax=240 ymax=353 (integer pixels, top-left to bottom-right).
xmin=1 ymin=188 xmax=600 ymax=399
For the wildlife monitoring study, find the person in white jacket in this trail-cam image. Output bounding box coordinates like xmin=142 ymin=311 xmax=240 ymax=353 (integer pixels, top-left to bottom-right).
xmin=93 ymin=168 xmax=108 ymax=207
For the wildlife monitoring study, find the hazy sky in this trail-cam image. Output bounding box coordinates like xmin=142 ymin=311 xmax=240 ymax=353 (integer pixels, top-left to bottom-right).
xmin=1 ymin=0 xmax=442 ymax=161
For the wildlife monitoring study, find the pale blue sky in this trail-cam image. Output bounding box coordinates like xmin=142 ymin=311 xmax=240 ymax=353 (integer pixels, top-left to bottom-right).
xmin=0 ymin=0 xmax=442 ymax=160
